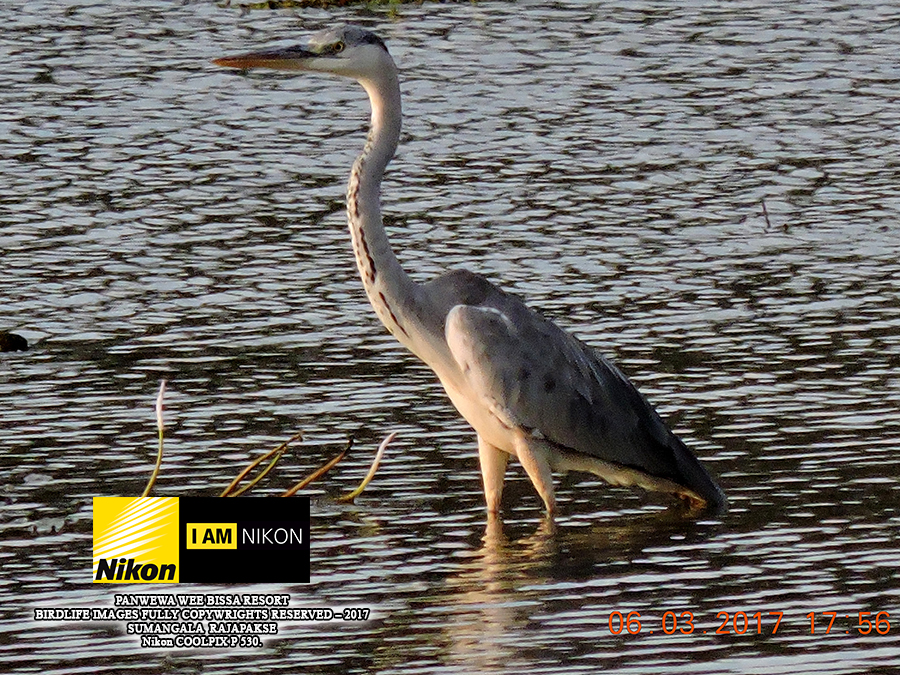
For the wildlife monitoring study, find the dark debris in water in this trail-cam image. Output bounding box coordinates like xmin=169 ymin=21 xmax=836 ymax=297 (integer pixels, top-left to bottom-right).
xmin=0 ymin=331 xmax=28 ymax=352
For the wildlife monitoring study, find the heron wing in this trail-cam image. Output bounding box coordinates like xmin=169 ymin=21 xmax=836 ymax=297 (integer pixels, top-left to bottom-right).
xmin=439 ymin=271 xmax=723 ymax=506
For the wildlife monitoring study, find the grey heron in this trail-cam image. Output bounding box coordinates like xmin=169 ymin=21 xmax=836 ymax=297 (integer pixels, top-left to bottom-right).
xmin=214 ymin=26 xmax=727 ymax=516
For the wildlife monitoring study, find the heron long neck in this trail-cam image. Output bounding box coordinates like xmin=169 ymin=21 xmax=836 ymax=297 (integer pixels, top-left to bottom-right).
xmin=347 ymin=72 xmax=430 ymax=357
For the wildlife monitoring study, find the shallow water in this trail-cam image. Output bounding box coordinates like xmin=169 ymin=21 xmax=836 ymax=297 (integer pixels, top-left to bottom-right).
xmin=1 ymin=0 xmax=899 ymax=673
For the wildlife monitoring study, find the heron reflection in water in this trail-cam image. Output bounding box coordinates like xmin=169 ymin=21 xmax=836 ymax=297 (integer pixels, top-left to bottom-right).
xmin=214 ymin=26 xmax=726 ymax=517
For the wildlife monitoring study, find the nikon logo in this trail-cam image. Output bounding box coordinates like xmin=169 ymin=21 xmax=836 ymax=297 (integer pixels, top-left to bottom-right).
xmin=94 ymin=558 xmax=176 ymax=582
xmin=93 ymin=497 xmax=180 ymax=584
xmin=93 ymin=496 xmax=311 ymax=583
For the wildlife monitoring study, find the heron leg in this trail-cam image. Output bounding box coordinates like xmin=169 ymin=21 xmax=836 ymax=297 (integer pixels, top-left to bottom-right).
xmin=511 ymin=430 xmax=557 ymax=515
xmin=477 ymin=435 xmax=509 ymax=514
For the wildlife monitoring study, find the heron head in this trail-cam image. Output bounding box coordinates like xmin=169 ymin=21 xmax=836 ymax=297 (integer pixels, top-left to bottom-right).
xmin=213 ymin=25 xmax=391 ymax=81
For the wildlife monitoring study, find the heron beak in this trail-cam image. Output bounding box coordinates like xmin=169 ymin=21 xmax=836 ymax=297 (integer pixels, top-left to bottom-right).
xmin=212 ymin=45 xmax=318 ymax=71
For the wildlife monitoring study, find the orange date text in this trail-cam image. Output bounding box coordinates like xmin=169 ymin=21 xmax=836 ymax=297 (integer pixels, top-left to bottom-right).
xmin=599 ymin=611 xmax=892 ymax=636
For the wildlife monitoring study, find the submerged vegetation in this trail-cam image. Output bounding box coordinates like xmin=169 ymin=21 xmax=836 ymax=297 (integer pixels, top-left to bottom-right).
xmin=143 ymin=379 xmax=391 ymax=501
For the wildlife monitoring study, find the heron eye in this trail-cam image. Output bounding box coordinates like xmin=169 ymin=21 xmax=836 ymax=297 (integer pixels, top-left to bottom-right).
xmin=333 ymin=41 xmax=345 ymax=53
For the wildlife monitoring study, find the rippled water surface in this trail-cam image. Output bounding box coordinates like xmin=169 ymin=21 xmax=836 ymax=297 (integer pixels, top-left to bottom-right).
xmin=2 ymin=0 xmax=899 ymax=673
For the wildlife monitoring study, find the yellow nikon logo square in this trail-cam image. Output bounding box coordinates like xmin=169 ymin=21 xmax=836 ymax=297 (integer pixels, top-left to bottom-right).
xmin=186 ymin=523 xmax=237 ymax=549
xmin=93 ymin=497 xmax=180 ymax=583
